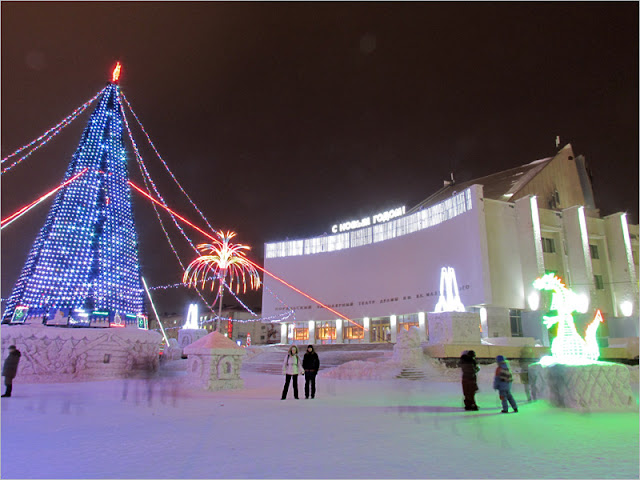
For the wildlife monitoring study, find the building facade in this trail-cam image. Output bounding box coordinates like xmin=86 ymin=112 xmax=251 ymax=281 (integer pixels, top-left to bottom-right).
xmin=261 ymin=145 xmax=639 ymax=347
xmin=159 ymin=307 xmax=279 ymax=345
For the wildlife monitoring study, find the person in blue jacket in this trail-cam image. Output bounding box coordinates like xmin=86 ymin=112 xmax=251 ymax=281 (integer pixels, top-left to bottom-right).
xmin=493 ymin=355 xmax=518 ymax=413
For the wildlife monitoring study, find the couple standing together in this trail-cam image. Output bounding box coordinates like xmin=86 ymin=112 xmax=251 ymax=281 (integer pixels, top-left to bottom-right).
xmin=281 ymin=345 xmax=319 ymax=400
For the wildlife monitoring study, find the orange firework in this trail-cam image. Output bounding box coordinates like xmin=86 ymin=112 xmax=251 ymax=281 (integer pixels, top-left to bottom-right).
xmin=183 ymin=231 xmax=261 ymax=293
xmin=183 ymin=231 xmax=260 ymax=330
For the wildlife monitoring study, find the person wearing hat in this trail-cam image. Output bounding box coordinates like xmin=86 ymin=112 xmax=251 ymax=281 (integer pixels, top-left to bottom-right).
xmin=2 ymin=345 xmax=22 ymax=398
xmin=302 ymin=345 xmax=320 ymax=399
xmin=459 ymin=350 xmax=480 ymax=410
xmin=493 ymin=355 xmax=518 ymax=413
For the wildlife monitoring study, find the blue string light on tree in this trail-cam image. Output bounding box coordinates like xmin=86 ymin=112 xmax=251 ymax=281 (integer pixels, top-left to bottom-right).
xmin=2 ymin=64 xmax=145 ymax=325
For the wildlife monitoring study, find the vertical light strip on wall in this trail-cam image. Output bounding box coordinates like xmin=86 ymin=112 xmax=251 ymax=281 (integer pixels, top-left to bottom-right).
xmin=620 ymin=214 xmax=637 ymax=279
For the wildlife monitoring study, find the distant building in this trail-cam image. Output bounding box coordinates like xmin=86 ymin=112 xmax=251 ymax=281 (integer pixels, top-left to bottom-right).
xmin=156 ymin=306 xmax=279 ymax=345
xmin=262 ymin=144 xmax=639 ymax=348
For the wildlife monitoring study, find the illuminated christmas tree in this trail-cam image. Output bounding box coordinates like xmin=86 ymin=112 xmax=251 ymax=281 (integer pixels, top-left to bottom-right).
xmin=2 ymin=64 xmax=145 ymax=325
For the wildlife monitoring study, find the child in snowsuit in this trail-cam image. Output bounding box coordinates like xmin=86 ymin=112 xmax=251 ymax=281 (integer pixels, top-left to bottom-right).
xmin=2 ymin=346 xmax=21 ymax=398
xmin=459 ymin=350 xmax=480 ymax=410
xmin=493 ymin=355 xmax=518 ymax=413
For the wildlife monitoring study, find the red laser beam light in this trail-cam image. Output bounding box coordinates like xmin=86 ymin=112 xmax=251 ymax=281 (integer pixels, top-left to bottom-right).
xmin=128 ymin=181 xmax=222 ymax=245
xmin=127 ymin=180 xmax=364 ymax=329
xmin=1 ymin=168 xmax=89 ymax=229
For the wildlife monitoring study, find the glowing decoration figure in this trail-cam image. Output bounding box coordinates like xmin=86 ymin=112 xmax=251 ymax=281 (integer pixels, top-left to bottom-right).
xmin=183 ymin=231 xmax=261 ymax=331
xmin=112 ymin=62 xmax=122 ymax=83
xmin=533 ymin=273 xmax=602 ymax=365
xmin=112 ymin=313 xmax=124 ymax=328
xmin=434 ymin=267 xmax=465 ymax=312
xmin=11 ymin=306 xmax=29 ymax=324
xmin=184 ymin=303 xmax=199 ymax=329
xmin=137 ymin=314 xmax=148 ymax=330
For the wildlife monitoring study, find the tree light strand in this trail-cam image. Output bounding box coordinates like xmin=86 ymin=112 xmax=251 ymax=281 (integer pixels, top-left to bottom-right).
xmin=120 ymin=92 xmax=218 ymax=235
xmin=120 ymin=101 xmax=219 ymax=314
xmin=1 ymin=87 xmax=106 ymax=174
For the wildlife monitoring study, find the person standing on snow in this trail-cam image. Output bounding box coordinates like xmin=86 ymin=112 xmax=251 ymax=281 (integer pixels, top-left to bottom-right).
xmin=493 ymin=355 xmax=518 ymax=413
xmin=302 ymin=345 xmax=320 ymax=399
xmin=281 ymin=345 xmax=304 ymax=400
xmin=2 ymin=346 xmax=21 ymax=398
xmin=459 ymin=350 xmax=479 ymax=410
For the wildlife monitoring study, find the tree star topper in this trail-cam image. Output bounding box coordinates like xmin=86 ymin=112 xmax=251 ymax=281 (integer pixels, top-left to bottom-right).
xmin=112 ymin=62 xmax=122 ymax=83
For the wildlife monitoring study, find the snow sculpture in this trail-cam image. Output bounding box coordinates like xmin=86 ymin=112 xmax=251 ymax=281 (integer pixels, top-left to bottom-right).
xmin=178 ymin=304 xmax=207 ymax=352
xmin=529 ymin=362 xmax=636 ymax=411
xmin=392 ymin=327 xmax=425 ymax=367
xmin=0 ymin=324 xmax=162 ymax=382
xmin=162 ymin=338 xmax=183 ymax=361
xmin=427 ymin=311 xmax=481 ymax=345
xmin=426 ymin=266 xmax=479 ymax=345
xmin=178 ymin=328 xmax=207 ymax=349
xmin=183 ymin=331 xmax=246 ymax=391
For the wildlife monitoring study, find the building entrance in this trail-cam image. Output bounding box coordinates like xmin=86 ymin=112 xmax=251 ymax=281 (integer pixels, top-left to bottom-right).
xmin=371 ymin=317 xmax=391 ymax=342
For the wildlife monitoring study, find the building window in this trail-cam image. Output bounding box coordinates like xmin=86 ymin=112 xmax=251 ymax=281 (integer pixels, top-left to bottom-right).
xmin=594 ymin=275 xmax=605 ymax=290
xmin=294 ymin=328 xmax=309 ymax=341
xmin=589 ymin=244 xmax=599 ymax=259
xmin=542 ymin=237 xmax=556 ymax=253
xmin=509 ymin=309 xmax=523 ymax=337
xmin=397 ymin=313 xmax=419 ymax=331
xmin=316 ymin=324 xmax=336 ymax=340
xmin=344 ymin=326 xmax=365 ymax=340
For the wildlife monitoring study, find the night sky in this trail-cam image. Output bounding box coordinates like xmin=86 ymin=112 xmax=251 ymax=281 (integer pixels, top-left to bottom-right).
xmin=1 ymin=2 xmax=638 ymax=315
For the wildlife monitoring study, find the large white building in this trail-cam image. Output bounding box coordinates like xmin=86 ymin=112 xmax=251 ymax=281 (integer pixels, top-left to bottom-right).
xmin=261 ymin=145 xmax=639 ymax=349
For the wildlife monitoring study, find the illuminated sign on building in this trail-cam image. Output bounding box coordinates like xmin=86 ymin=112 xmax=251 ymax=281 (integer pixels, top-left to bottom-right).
xmin=267 ymin=189 xmax=472 ymax=259
xmin=331 ymin=206 xmax=406 ymax=233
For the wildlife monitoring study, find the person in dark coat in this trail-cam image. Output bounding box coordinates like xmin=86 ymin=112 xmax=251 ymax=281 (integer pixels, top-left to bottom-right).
xmin=2 ymin=345 xmax=21 ymax=398
xmin=302 ymin=345 xmax=320 ymax=399
xmin=459 ymin=350 xmax=480 ymax=410
xmin=281 ymin=345 xmax=304 ymax=400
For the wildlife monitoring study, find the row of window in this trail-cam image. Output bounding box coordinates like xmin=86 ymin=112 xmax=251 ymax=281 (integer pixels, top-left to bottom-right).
xmin=266 ymin=189 xmax=472 ymax=258
xmin=541 ymin=236 xmax=600 ymax=260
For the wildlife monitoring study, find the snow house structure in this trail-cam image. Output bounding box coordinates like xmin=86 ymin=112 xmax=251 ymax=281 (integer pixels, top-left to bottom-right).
xmin=262 ymin=144 xmax=639 ymax=357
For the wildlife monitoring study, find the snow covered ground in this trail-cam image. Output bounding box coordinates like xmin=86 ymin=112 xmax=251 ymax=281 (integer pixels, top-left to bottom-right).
xmin=1 ymin=360 xmax=638 ymax=479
